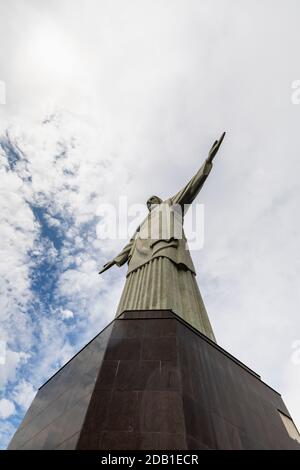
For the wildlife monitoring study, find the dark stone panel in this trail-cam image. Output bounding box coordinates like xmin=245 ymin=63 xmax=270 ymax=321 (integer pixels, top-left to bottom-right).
xmin=77 ymin=391 xmax=111 ymax=435
xmin=9 ymin=310 xmax=300 ymax=450
xmin=186 ymin=437 xmax=213 ymax=450
xmin=142 ymin=319 xmax=177 ymax=337
xmin=55 ymin=432 xmax=80 ymax=450
xmin=119 ymin=310 xmax=174 ymax=319
xmin=76 ymin=431 xmax=102 ymax=450
xmin=19 ymin=392 xmax=91 ymax=450
xmin=110 ymin=359 xmax=181 ymax=392
xmin=137 ymin=391 xmax=185 ymax=434
xmin=19 ymin=337 xmax=109 ymax=433
xmin=182 ymin=396 xmax=216 ymax=449
xmin=111 ymin=317 xmax=176 ymax=339
xmin=100 ymin=431 xmax=158 ymax=450
xmin=141 ymin=337 xmax=177 ymax=362
xmin=238 ymin=430 xmax=267 ymax=450
xmin=99 ymin=431 xmax=186 ymax=450
xmin=104 ymin=337 xmax=141 ymax=361
xmin=8 ymin=323 xmax=114 ymax=449
xmin=114 ymin=360 xmax=160 ymax=391
xmin=158 ymin=432 xmax=186 ymax=450
xmin=175 ymin=317 xmax=300 ymax=450
xmin=106 ymin=391 xmax=139 ymax=432
xmin=211 ymin=413 xmax=244 ymax=450
xmin=94 ymin=360 xmax=118 ymax=390
xmin=111 ymin=320 xmax=145 ymax=339
xmin=160 ymin=361 xmax=181 ymax=391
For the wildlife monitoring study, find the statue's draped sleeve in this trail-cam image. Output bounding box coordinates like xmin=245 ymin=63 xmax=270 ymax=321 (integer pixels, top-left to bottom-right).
xmin=113 ymin=236 xmax=135 ymax=267
xmin=170 ymin=159 xmax=213 ymax=211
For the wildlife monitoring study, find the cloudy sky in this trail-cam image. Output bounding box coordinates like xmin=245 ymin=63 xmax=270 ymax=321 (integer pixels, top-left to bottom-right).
xmin=1 ymin=0 xmax=300 ymax=448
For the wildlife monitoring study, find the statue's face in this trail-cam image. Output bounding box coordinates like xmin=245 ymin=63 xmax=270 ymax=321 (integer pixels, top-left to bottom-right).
xmin=147 ymin=195 xmax=162 ymax=211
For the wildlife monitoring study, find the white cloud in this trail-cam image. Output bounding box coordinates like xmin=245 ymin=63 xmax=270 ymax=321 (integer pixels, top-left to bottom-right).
xmin=60 ymin=309 xmax=74 ymax=320
xmin=0 ymin=399 xmax=16 ymax=419
xmin=0 ymin=421 xmax=16 ymax=449
xmin=0 ymin=0 xmax=300 ymax=449
xmin=0 ymin=349 xmax=31 ymax=391
xmin=12 ymin=380 xmax=36 ymax=410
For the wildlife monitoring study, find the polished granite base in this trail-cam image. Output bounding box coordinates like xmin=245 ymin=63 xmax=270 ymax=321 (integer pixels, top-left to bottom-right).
xmin=8 ymin=310 xmax=300 ymax=449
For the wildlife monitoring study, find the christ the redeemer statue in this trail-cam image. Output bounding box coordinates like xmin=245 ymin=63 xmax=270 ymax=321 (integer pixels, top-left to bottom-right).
xmin=99 ymin=133 xmax=226 ymax=342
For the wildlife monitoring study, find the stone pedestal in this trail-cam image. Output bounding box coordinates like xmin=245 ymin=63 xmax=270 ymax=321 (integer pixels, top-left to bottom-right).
xmin=8 ymin=310 xmax=300 ymax=450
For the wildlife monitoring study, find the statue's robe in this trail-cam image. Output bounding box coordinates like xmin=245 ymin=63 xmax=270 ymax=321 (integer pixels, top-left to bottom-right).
xmin=114 ymin=159 xmax=216 ymax=341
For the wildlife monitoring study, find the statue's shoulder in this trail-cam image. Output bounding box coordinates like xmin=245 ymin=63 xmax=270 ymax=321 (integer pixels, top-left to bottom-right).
xmin=163 ymin=197 xmax=173 ymax=206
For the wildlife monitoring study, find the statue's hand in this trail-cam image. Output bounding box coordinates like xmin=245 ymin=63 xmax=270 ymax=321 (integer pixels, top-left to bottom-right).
xmin=99 ymin=260 xmax=115 ymax=274
xmin=207 ymin=131 xmax=226 ymax=163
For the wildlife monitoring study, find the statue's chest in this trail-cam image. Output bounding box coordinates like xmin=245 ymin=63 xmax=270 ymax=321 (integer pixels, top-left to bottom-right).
xmin=138 ymin=203 xmax=184 ymax=241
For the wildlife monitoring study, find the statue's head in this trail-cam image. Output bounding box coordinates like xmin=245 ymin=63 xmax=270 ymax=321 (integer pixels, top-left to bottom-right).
xmin=147 ymin=195 xmax=162 ymax=211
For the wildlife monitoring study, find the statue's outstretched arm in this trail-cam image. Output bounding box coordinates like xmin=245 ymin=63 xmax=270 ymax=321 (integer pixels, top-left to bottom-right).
xmin=99 ymin=238 xmax=135 ymax=274
xmin=171 ymin=132 xmax=225 ymax=208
